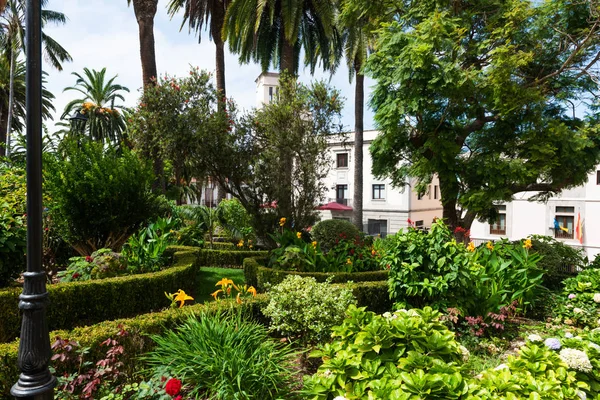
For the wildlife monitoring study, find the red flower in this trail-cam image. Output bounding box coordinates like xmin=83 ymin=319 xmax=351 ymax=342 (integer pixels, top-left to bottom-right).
xmin=174 ymin=397 xmax=182 ymax=400
xmin=165 ymin=378 xmax=182 ymax=396
xmin=85 ymin=256 xmax=93 ymax=263
xmin=72 ymin=273 xmax=80 ymax=279
xmin=454 ymin=226 xmax=466 ymax=234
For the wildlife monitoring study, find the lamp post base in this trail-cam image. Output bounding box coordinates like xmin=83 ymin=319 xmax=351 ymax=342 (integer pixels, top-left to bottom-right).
xmin=11 ymin=371 xmax=56 ymax=399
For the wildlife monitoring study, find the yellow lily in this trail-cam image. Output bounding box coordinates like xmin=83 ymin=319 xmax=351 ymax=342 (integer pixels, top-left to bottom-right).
xmin=173 ymin=289 xmax=194 ymax=308
xmin=211 ymin=289 xmax=222 ymax=300
xmin=216 ymin=278 xmax=234 ymax=287
xmin=247 ymin=286 xmax=257 ymax=297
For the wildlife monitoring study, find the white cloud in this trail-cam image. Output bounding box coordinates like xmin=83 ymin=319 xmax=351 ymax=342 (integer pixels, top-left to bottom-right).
xmin=42 ymin=0 xmax=375 ymax=131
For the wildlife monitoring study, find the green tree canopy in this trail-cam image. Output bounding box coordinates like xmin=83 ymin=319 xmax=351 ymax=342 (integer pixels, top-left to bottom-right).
xmin=201 ymin=75 xmax=343 ymax=240
xmin=367 ymin=0 xmax=600 ymax=232
xmin=128 ymin=68 xmax=225 ymax=205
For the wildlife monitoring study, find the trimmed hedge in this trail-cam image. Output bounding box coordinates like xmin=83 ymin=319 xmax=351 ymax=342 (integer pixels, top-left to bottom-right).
xmin=206 ymin=242 xmax=235 ymax=250
xmin=0 ymin=249 xmax=200 ymax=343
xmin=243 ymin=257 xmax=389 ymax=292
xmin=348 ymin=281 xmax=392 ymax=314
xmin=197 ymin=249 xmax=268 ymax=268
xmin=0 ymin=296 xmax=269 ymax=397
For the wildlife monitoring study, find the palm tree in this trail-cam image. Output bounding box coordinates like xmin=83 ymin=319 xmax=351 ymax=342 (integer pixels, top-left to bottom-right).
xmin=338 ymin=0 xmax=374 ymax=231
xmin=61 ymin=67 xmax=130 ymax=145
xmin=0 ymin=0 xmax=71 ymax=157
xmin=167 ymin=0 xmax=228 ymax=104
xmin=127 ymin=0 xmax=158 ymax=88
xmin=223 ymin=0 xmax=337 ymax=75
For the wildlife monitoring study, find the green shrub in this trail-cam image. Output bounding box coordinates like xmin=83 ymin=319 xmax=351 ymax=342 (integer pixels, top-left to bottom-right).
xmin=0 ymin=166 xmax=27 ymax=287
xmin=555 ymin=267 xmax=600 ymax=328
xmin=143 ymin=312 xmax=297 ymax=399
xmin=196 ymin=249 xmax=268 ymax=267
xmin=44 ymin=139 xmax=163 ymax=255
xmin=0 ymin=295 xmax=269 ymax=398
xmin=529 ymin=235 xmax=586 ymax=289
xmin=262 ymin=275 xmax=356 ymax=345
xmin=0 ymin=249 xmax=199 ymax=343
xmin=57 ymin=248 xmax=126 ymax=282
xmin=122 ymin=216 xmax=178 ymax=273
xmin=311 ymin=219 xmax=360 ymax=251
xmin=384 ymin=221 xmax=544 ymax=320
xmin=217 ymin=198 xmax=255 ymax=242
xmin=347 ymin=280 xmax=393 ymax=314
xmin=304 ymin=306 xmax=466 ymax=399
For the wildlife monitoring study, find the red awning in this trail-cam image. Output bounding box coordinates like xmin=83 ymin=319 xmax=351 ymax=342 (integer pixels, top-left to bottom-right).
xmin=317 ymin=201 xmax=353 ymax=211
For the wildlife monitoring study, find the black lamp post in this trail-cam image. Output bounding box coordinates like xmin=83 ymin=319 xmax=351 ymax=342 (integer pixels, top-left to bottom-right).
xmin=11 ymin=0 xmax=56 ymax=399
xmin=69 ymin=110 xmax=88 ymax=134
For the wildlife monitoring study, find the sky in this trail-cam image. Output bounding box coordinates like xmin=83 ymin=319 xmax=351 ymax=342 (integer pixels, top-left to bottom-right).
xmin=41 ymin=0 xmax=377 ymax=133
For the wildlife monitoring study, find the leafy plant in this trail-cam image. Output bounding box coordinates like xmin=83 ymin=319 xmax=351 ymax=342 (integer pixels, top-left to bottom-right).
xmin=304 ymin=306 xmax=466 ymax=399
xmin=143 ymin=313 xmax=298 ymax=399
xmin=554 ymin=267 xmax=600 ymax=328
xmin=121 ymin=217 xmax=176 ymax=273
xmin=529 ymin=235 xmax=587 ymax=290
xmin=217 ymin=198 xmax=255 ymax=242
xmin=311 ymin=219 xmax=361 ymax=251
xmin=57 ymin=248 xmax=126 ymax=282
xmin=0 ymin=165 xmax=27 ymax=287
xmin=262 ymin=275 xmax=356 ymax=345
xmin=44 ymin=139 xmax=163 ymax=255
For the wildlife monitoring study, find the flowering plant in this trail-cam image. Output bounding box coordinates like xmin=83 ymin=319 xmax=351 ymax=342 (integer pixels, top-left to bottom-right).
xmin=211 ymin=277 xmax=256 ymax=304
xmin=165 ymin=289 xmax=194 ymax=309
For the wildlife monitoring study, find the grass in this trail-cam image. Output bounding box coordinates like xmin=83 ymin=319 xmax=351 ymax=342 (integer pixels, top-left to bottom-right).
xmin=196 ymin=266 xmax=245 ymax=302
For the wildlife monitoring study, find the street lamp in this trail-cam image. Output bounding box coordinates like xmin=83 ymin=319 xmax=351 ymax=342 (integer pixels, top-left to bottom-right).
xmin=69 ymin=110 xmax=88 ymax=136
xmin=11 ymin=0 xmax=56 ymax=399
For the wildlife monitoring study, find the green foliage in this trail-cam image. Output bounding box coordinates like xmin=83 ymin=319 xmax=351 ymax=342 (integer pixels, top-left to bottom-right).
xmin=0 ymin=166 xmax=26 ymax=286
xmin=304 ymin=306 xmax=466 ymax=399
xmin=0 ymin=249 xmax=199 ymax=343
xmin=384 ymin=220 xmax=544 ymax=320
xmin=200 ymin=76 xmax=343 ymax=240
xmin=555 ymin=267 xmax=600 ymax=328
xmin=57 ymin=249 xmax=126 ymax=282
xmin=196 ymin=249 xmax=268 ymax=267
xmin=143 ymin=313 xmax=297 ymax=400
xmin=217 ymin=198 xmax=254 ymax=241
xmin=129 ymin=68 xmax=225 ymax=204
xmin=44 ymin=139 xmax=163 ymax=255
xmin=0 ymin=292 xmax=269 ymax=398
xmin=367 ymin=0 xmax=600 ymax=228
xmin=529 ymin=235 xmax=587 ymax=290
xmin=61 ymin=67 xmax=129 ymax=146
xmin=311 ymin=219 xmax=361 ymax=251
xmin=122 ymin=217 xmax=178 ymax=273
xmin=262 ymin=275 xmax=356 ymax=345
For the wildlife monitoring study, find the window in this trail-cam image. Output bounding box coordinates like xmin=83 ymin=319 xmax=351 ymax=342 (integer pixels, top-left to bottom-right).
xmin=597 ymin=171 xmax=600 ymax=185
xmin=490 ymin=205 xmax=506 ymax=235
xmin=555 ymin=206 xmax=575 ymax=239
xmin=434 ymin=185 xmax=438 ymax=200
xmin=415 ymin=220 xmax=424 ymax=230
xmin=336 ymin=153 xmax=348 ymax=168
xmin=372 ymin=184 xmax=385 ymax=200
xmin=428 ymin=185 xmax=432 ymax=199
xmin=367 ymin=219 xmax=387 ymax=238
xmin=268 ymin=86 xmax=273 ymax=102
xmin=336 ymin=184 xmax=348 ymax=205
xmin=417 ymin=192 xmax=423 ymax=200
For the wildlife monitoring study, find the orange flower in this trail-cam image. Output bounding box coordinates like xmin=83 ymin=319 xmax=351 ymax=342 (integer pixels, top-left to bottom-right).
xmin=523 ymin=239 xmax=532 ymax=250
xmin=467 ymin=242 xmax=475 ymax=252
xmin=211 ymin=289 xmax=222 ymax=300
xmin=247 ymin=286 xmax=257 ymax=297
xmin=216 ymin=278 xmax=234 ymax=287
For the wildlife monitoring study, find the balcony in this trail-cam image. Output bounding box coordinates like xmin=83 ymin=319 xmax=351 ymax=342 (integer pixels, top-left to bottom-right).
xmin=328 ymin=197 xmax=352 ymax=207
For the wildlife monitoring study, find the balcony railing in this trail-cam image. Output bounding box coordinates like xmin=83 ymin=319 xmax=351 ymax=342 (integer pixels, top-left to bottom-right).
xmin=327 ymin=197 xmax=352 ymax=207
xmin=555 ymin=230 xmax=574 ymax=239
xmin=490 ymin=228 xmax=506 ymax=235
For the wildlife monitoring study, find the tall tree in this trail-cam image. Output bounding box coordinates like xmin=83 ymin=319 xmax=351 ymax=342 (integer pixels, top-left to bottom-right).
xmin=127 ymin=0 xmax=158 ymax=88
xmin=224 ymin=0 xmax=337 ymax=76
xmin=367 ymin=0 xmax=600 ymax=236
xmin=61 ymin=67 xmax=130 ymax=145
xmin=0 ymin=0 xmax=71 ymax=156
xmin=224 ymin=0 xmax=338 ymax=219
xmin=167 ymin=0 xmax=228 ymax=104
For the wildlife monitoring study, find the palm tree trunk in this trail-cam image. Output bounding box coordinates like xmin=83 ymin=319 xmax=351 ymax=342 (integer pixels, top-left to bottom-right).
xmin=5 ymin=49 xmax=15 ymax=157
xmin=0 ymin=103 xmax=7 ymax=158
xmin=352 ymin=70 xmax=364 ymax=231
xmin=132 ymin=0 xmax=158 ymax=88
xmin=212 ymin=2 xmax=228 ymax=203
xmin=280 ymin=37 xmax=296 ymax=76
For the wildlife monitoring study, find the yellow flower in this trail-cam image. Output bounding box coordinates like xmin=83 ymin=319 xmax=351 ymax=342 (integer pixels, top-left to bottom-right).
xmin=371 ymin=248 xmax=377 ymax=256
xmin=523 ymin=239 xmax=532 ymax=250
xmin=486 ymin=241 xmax=494 ymax=251
xmin=211 ymin=289 xmax=222 ymax=300
xmin=247 ymin=286 xmax=257 ymax=297
xmin=173 ymin=289 xmax=194 ymax=308
xmin=312 ymin=241 xmax=317 ymax=248
xmin=279 ymin=217 xmax=286 ymax=227
xmin=346 ymin=258 xmax=352 ymax=265
xmin=216 ymin=278 xmax=234 ymax=287
xmin=236 ymin=293 xmax=242 ymax=304
xmin=467 ymin=242 xmax=475 ymax=252
xmin=296 ymin=232 xmax=302 ymax=239
xmin=249 ymin=244 xmax=253 ymax=249
xmin=237 ymin=240 xmax=244 ymax=248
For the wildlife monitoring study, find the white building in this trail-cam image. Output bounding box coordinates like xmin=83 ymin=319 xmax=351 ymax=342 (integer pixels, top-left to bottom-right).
xmin=470 ymin=168 xmax=600 ymax=260
xmin=256 ymin=72 xmax=444 ymax=236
